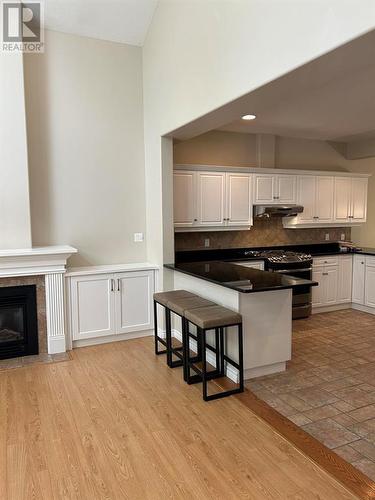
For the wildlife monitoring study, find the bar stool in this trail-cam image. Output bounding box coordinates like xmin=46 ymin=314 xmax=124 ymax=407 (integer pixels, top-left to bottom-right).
xmin=166 ymin=296 xmax=215 ymax=374
xmin=153 ymin=290 xmax=196 ymax=364
xmin=184 ymin=305 xmax=244 ymax=401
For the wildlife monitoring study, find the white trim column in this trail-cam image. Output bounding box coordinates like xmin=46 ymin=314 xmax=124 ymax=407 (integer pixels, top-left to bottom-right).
xmin=45 ymin=273 xmax=67 ymax=354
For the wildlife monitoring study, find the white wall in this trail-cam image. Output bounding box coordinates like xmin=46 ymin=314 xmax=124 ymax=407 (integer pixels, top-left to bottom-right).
xmin=0 ymin=52 xmax=32 ymax=249
xmin=143 ymin=0 xmax=375 ymax=268
xmin=24 ymin=30 xmax=147 ymax=266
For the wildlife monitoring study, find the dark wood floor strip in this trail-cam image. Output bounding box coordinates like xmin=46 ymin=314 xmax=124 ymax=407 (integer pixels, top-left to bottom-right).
xmin=236 ymin=389 xmax=375 ymax=499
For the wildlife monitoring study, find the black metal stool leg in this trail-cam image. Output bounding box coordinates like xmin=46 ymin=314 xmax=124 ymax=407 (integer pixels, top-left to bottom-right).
xmin=166 ymin=308 xmax=172 ymax=367
xmin=238 ymin=323 xmax=244 ymax=393
xmin=219 ymin=327 xmax=225 ymax=376
xmin=154 ymin=301 xmax=167 ymax=355
xmin=201 ymin=328 xmax=208 ymax=401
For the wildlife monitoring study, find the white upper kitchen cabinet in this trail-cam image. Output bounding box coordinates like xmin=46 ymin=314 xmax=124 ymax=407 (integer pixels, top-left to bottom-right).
xmin=334 ymin=177 xmax=352 ymax=223
xmin=253 ymin=173 xmax=296 ymax=205
xmin=197 ymin=172 xmax=226 ymax=227
xmin=316 ymin=176 xmax=334 ymax=222
xmin=296 ymin=175 xmax=316 ymax=223
xmin=286 ymin=175 xmax=334 ymax=226
xmin=226 ymin=173 xmax=252 ymax=226
xmin=173 ymin=171 xmax=197 ymax=227
xmin=351 ymin=177 xmax=368 ymax=223
xmin=334 ymin=177 xmax=368 ymax=224
xmin=278 ymin=175 xmax=297 ymax=203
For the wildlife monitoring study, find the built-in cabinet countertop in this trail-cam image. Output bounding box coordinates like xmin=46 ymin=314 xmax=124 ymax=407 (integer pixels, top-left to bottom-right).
xmin=165 ymin=262 xmax=317 ymax=294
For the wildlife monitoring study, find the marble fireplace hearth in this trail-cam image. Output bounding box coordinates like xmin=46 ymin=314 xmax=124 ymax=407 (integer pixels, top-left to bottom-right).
xmin=0 ymin=246 xmax=77 ymax=356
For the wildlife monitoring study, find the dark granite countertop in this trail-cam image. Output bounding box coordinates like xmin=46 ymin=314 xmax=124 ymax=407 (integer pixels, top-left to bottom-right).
xmin=165 ymin=261 xmax=318 ymax=294
xmin=175 ymin=243 xmax=375 ymax=263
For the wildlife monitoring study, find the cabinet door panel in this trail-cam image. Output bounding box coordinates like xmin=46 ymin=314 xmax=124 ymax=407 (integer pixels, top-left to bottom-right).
xmin=325 ymin=267 xmax=338 ymax=305
xmin=254 ymin=175 xmax=274 ymax=204
xmin=337 ymin=256 xmax=353 ymax=303
xmin=116 ymin=271 xmax=154 ymax=334
xmin=312 ymin=267 xmax=325 ymax=307
xmin=173 ymin=172 xmax=196 ymax=227
xmin=197 ymin=173 xmax=225 ymax=226
xmin=278 ymin=175 xmax=297 ymax=204
xmin=226 ymin=173 xmax=252 ymax=226
xmin=297 ymin=176 xmax=316 ymax=223
xmin=365 ymin=266 xmax=375 ymax=308
xmin=71 ymin=274 xmax=115 ymax=340
xmin=334 ymin=177 xmax=351 ymax=223
xmin=316 ymin=176 xmax=334 ymax=222
xmin=352 ymin=255 xmax=366 ymax=305
xmin=351 ymin=178 xmax=368 ymax=222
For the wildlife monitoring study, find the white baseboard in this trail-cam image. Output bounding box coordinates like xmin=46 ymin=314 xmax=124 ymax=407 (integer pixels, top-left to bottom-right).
xmin=312 ymin=303 xmax=351 ymax=314
xmin=352 ymin=303 xmax=375 ymax=315
xmin=73 ymin=329 xmax=153 ymax=348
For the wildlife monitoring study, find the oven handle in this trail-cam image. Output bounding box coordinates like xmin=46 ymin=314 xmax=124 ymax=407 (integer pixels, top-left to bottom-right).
xmin=273 ymin=267 xmax=312 ymax=273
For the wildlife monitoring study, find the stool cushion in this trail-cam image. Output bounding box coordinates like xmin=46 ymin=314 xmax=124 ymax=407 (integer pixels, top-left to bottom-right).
xmin=153 ymin=290 xmax=196 ymax=307
xmin=167 ymin=296 xmax=215 ymax=316
xmin=185 ymin=305 xmax=242 ymax=330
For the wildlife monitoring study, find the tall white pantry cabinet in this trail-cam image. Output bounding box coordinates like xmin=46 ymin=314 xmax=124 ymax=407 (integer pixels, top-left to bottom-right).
xmin=66 ymin=264 xmax=158 ymax=347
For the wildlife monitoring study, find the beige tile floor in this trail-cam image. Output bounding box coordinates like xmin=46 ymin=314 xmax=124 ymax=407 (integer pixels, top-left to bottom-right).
xmin=247 ymin=309 xmax=375 ymax=481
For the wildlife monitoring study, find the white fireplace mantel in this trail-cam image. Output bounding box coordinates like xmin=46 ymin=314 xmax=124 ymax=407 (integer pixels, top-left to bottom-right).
xmin=0 ymin=245 xmax=77 ymax=354
xmin=0 ymin=245 xmax=77 ymax=277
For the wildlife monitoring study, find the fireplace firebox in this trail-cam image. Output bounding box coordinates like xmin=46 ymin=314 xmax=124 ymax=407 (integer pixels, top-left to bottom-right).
xmin=0 ymin=285 xmax=38 ymax=360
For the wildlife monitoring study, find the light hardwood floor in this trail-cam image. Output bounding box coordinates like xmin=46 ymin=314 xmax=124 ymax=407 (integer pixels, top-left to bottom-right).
xmin=0 ymin=338 xmax=357 ymax=499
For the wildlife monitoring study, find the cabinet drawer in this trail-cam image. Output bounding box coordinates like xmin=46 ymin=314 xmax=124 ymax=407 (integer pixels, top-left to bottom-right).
xmin=313 ymin=256 xmax=338 ymax=267
xmin=366 ymin=257 xmax=375 ymax=268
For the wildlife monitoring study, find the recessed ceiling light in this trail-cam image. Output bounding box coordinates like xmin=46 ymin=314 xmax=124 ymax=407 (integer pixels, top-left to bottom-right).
xmin=242 ymin=114 xmax=256 ymax=120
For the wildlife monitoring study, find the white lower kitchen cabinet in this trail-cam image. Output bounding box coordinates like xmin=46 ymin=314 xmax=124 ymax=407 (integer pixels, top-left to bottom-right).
xmin=312 ymin=255 xmax=351 ymax=310
xmin=365 ymin=259 xmax=375 ymax=308
xmin=352 ymin=255 xmax=366 ymax=305
xmin=66 ymin=264 xmax=158 ymax=346
xmin=312 ymin=266 xmax=338 ymax=307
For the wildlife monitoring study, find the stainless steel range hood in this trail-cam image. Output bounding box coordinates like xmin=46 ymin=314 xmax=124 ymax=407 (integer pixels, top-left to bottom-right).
xmin=254 ymin=205 xmax=304 ymax=218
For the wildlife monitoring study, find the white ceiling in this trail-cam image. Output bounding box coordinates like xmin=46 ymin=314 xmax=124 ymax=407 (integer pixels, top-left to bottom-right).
xmin=43 ymin=0 xmax=158 ymax=46
xmin=169 ymin=29 xmax=375 ymax=145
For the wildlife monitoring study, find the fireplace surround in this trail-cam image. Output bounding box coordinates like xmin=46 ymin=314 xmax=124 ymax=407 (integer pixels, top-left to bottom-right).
xmin=0 ymin=246 xmax=77 ymax=355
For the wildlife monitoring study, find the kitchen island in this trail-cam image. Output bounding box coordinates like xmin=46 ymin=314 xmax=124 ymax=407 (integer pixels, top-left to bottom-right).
xmin=164 ymin=261 xmax=317 ymax=380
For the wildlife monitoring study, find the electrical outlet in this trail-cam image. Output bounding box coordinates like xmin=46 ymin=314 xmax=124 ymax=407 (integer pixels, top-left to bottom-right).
xmin=325 ymin=233 xmax=330 ymax=241
xmin=341 ymin=233 xmax=346 ymax=241
xmin=134 ymin=233 xmax=144 ymax=242
xmin=204 ymin=238 xmax=210 ymax=248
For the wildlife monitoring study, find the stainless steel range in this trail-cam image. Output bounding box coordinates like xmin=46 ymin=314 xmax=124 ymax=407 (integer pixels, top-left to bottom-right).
xmin=244 ymin=249 xmax=313 ymax=319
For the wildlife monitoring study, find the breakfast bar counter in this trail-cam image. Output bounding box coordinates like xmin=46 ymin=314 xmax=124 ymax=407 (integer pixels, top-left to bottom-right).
xmin=164 ymin=261 xmax=317 ymax=380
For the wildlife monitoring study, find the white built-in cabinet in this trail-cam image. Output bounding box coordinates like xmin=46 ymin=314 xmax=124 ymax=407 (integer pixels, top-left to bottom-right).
xmin=312 ymin=255 xmax=352 ymax=309
xmin=173 ymin=171 xmax=252 ymax=230
xmin=174 ymin=166 xmax=369 ymax=231
xmin=334 ymin=177 xmax=368 ymax=224
xmin=67 ymin=266 xmax=157 ymax=345
xmin=253 ymin=174 xmax=297 ymax=205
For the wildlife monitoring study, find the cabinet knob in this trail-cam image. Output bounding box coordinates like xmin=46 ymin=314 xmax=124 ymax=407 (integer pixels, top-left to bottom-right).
xmin=194 ymin=219 xmax=198 ymax=222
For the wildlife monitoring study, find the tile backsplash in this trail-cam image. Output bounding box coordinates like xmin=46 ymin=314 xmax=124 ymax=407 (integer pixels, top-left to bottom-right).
xmin=174 ymin=218 xmax=351 ymax=251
